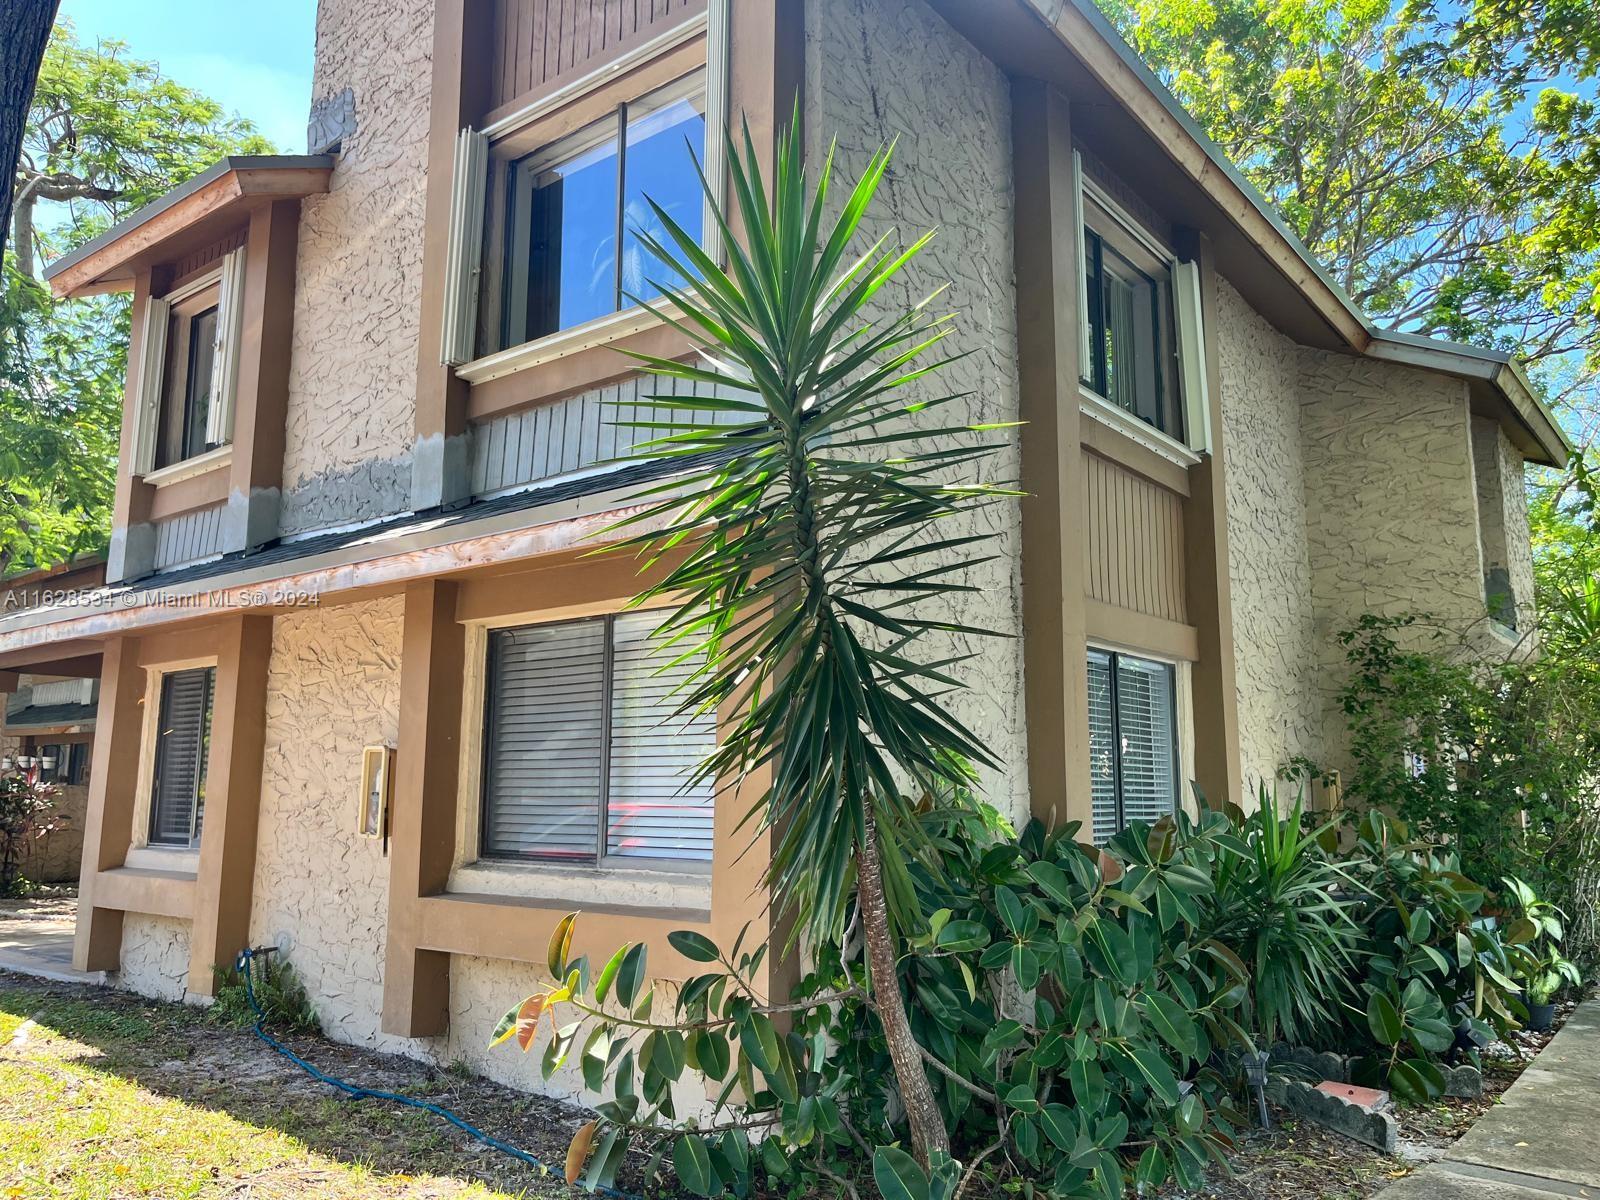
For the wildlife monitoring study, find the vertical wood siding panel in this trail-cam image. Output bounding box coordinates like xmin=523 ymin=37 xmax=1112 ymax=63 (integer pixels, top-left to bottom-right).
xmin=1081 ymin=454 xmax=1188 ymax=625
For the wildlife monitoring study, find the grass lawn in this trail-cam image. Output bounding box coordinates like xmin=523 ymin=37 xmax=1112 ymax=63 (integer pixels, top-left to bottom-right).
xmin=0 ymin=974 xmax=584 ymax=1199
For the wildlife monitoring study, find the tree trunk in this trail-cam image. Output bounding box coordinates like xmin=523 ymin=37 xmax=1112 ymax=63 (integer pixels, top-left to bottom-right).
xmin=12 ymin=189 xmax=35 ymax=279
xmin=1 ymin=0 xmax=60 ymax=264
xmin=857 ymin=807 xmax=949 ymax=1167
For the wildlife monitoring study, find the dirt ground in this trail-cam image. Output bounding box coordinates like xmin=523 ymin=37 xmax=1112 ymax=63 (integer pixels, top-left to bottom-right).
xmin=0 ymin=968 xmax=1578 ymax=1199
xmin=1168 ymin=1005 xmax=1574 ymax=1200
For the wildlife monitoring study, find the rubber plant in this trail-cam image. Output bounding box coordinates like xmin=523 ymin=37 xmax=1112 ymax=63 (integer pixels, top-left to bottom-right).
xmin=492 ymin=114 xmax=1017 ymax=1177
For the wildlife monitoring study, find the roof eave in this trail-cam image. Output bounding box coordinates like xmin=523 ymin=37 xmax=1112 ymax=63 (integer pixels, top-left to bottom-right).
xmin=43 ymin=155 xmax=335 ymax=300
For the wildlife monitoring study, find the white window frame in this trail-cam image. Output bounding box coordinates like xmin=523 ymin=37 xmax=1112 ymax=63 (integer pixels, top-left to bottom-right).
xmin=128 ymin=251 xmax=245 ymax=478
xmin=1086 ymin=641 xmax=1196 ymax=841
xmin=450 ymin=603 xmax=715 ymax=906
xmin=442 ymin=0 xmax=729 ymax=382
xmin=1071 ymin=155 xmax=1212 ymax=461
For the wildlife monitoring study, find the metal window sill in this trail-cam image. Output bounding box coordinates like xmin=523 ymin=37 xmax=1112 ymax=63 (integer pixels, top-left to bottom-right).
xmin=1078 ymin=386 xmax=1202 ymax=468
xmin=140 ymin=445 xmax=233 ymax=488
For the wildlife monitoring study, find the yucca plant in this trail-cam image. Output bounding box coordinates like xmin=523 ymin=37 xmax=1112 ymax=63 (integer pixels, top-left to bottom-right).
xmin=601 ymin=119 xmax=1017 ymax=1164
xmin=1201 ymin=788 xmax=1363 ymax=1045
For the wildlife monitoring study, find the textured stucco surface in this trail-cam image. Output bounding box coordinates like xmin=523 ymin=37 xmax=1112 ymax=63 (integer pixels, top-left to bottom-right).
xmin=117 ymin=914 xmax=192 ymax=1002
xmin=280 ymin=0 xmax=431 ymax=535
xmin=248 ymin=596 xmax=413 ymax=1051
xmin=805 ymin=0 xmax=1029 ymax=824
xmin=1299 ymin=352 xmax=1489 ymax=774
xmin=1471 ymin=416 xmax=1536 ymax=633
xmin=1213 ymin=278 xmax=1323 ymax=797
xmin=278 ymin=454 xmax=414 ymax=537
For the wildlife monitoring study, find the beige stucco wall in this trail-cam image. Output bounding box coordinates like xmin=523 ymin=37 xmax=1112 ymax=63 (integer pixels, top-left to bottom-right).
xmin=117 ymin=914 xmax=193 ymax=1002
xmin=1213 ymin=277 xmax=1323 ymax=799
xmin=248 ymin=596 xmax=417 ymax=1051
xmin=804 ymin=0 xmax=1030 ymax=825
xmin=1471 ymin=415 xmax=1537 ymax=633
xmin=280 ymin=0 xmax=432 ymax=535
xmin=1298 ymin=352 xmax=1493 ymax=774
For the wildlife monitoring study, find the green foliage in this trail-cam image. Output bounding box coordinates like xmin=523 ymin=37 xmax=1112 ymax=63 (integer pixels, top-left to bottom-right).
xmin=1501 ymin=876 xmax=1582 ymax=1004
xmin=0 ymin=766 xmax=62 ymax=897
xmin=1 ymin=21 xmax=273 ymax=572
xmin=602 ymin=120 xmax=1015 ymax=946
xmin=493 ymin=809 xmax=1252 ymax=1199
xmin=1093 ymin=0 xmax=1600 ymax=421
xmin=207 ymin=957 xmax=319 ymax=1035
xmin=1340 ymin=811 xmax=1526 ymax=1099
xmin=1334 ymin=613 xmax=1600 ymax=969
xmin=1198 ymin=790 xmax=1362 ymax=1045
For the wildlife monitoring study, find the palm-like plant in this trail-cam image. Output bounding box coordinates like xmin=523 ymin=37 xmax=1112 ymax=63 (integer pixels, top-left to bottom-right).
xmin=1203 ymin=789 xmax=1364 ymax=1045
xmin=605 ymin=120 xmax=1015 ymax=1164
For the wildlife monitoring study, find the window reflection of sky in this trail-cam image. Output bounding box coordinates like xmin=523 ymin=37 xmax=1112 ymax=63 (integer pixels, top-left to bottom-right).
xmin=622 ymin=96 xmax=706 ymax=302
xmin=532 ymin=134 xmax=619 ymax=332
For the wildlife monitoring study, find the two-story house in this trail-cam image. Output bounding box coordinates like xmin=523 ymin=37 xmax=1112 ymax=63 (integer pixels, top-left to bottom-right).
xmin=0 ymin=0 xmax=1565 ymax=1100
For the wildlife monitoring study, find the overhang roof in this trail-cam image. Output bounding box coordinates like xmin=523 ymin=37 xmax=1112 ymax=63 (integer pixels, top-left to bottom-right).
xmin=2 ymin=702 xmax=96 ymax=732
xmin=930 ymin=0 xmax=1571 ymax=466
xmin=43 ymin=155 xmax=334 ymax=300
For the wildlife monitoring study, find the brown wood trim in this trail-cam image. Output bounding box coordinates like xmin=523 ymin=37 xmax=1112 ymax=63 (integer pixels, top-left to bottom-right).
xmin=48 ymin=166 xmax=332 ymax=300
xmin=187 ymin=614 xmax=273 ymax=996
xmin=487 ymin=34 xmax=707 ymax=159
xmin=231 ymin=199 xmax=301 ymax=505
xmin=486 ymin=0 xmax=709 ymax=118
xmin=73 ymin=636 xmax=145 ymax=970
xmin=1084 ymin=598 xmax=1199 ymax=662
xmin=1012 ymin=80 xmax=1093 ymax=830
xmin=413 ymin=0 xmax=496 ymax=500
xmin=414 ymin=892 xmax=711 ymax=981
xmin=466 ymin=321 xmax=696 ymax=421
xmin=1175 ymin=228 xmax=1242 ymax=806
xmin=147 ymin=461 xmax=231 ymax=520
xmin=136 ymin=625 xmax=222 ymax=668
xmin=89 ymin=866 xmax=198 ymax=920
xmin=383 ymin=579 xmax=467 ymax=1038
xmin=1080 ymin=419 xmax=1191 ymax=497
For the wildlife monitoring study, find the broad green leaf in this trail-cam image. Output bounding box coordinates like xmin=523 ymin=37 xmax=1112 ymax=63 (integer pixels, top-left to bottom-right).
xmin=547 ymin=913 xmax=577 ymax=978
xmin=673 ymin=1135 xmax=719 ymax=1197
xmin=873 ymin=1146 xmax=930 ymax=1200
xmin=668 ymin=929 xmax=721 ymax=963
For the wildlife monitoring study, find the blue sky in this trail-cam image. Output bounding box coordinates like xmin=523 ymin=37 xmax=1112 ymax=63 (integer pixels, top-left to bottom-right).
xmin=55 ymin=1 xmax=317 ymax=153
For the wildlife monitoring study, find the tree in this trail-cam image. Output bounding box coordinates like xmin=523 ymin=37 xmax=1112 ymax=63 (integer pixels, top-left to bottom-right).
xmin=1094 ymin=0 xmax=1600 ymax=422
xmin=602 ymin=123 xmax=1014 ymax=1166
xmin=0 ymin=0 xmax=59 ymax=264
xmin=0 ymin=22 xmax=272 ymax=571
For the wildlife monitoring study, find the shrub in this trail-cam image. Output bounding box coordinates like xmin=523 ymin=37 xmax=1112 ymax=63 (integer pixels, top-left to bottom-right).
xmin=1339 ymin=811 xmax=1523 ymax=1098
xmin=1336 ymin=613 xmax=1600 ymax=969
xmin=208 ymin=955 xmax=319 ymax=1034
xmin=1501 ymin=876 xmax=1581 ymax=1004
xmin=1197 ymin=790 xmax=1363 ymax=1046
xmin=493 ymin=806 xmax=1252 ymax=1199
xmin=0 ymin=767 xmax=61 ymax=898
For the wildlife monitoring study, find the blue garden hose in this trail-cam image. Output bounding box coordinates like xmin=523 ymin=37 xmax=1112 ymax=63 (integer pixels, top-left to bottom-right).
xmin=234 ymin=946 xmax=636 ymax=1199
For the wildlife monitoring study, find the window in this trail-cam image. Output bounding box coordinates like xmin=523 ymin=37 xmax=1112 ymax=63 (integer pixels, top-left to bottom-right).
xmin=1081 ymin=199 xmax=1182 ymax=439
xmin=67 ymin=742 xmax=91 ymax=786
xmin=158 ymin=300 xmax=222 ymax=468
xmin=131 ymin=247 xmax=246 ymax=475
xmin=499 ymin=71 xmax=706 ymax=350
xmin=1087 ymin=649 xmax=1179 ymax=843
xmin=480 ymin=610 xmax=715 ymax=865
xmin=148 ymin=667 xmax=215 ymax=848
xmin=1072 ymin=156 xmax=1213 ymax=453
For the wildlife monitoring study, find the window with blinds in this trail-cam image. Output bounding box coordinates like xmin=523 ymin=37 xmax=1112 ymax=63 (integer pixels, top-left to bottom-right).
xmin=480 ymin=610 xmax=716 ymax=865
xmin=148 ymin=667 xmax=215 ymax=848
xmin=1086 ymin=649 xmax=1178 ymax=843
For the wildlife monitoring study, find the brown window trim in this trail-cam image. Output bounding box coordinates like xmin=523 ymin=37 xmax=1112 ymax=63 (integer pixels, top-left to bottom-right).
xmin=462 ymin=34 xmax=708 ymax=418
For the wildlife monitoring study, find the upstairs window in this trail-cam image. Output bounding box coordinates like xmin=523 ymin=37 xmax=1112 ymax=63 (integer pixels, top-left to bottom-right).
xmin=479 ymin=610 xmax=715 ymax=866
xmin=131 ymin=248 xmax=246 ymax=475
xmin=502 ymin=72 xmax=706 ymax=348
xmin=1073 ymin=156 xmax=1212 ymax=453
xmin=158 ymin=295 xmax=222 ymax=468
xmin=1087 ymin=648 xmax=1179 ymax=844
xmin=148 ymin=667 xmax=215 ymax=849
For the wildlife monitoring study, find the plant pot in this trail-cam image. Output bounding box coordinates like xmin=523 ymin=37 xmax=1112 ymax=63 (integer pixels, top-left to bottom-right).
xmin=1528 ymin=1002 xmax=1555 ymax=1033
